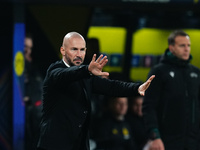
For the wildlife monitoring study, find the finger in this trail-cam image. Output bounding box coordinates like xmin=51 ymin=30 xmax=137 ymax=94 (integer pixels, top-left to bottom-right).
xmin=140 ymin=92 xmax=144 ymax=96
xmin=101 ymin=60 xmax=108 ymax=67
xmin=99 ymin=55 xmax=107 ymax=64
xmin=100 ymin=72 xmax=109 ymax=77
xmin=91 ymin=54 xmax=97 ymax=62
xmin=147 ymin=75 xmax=155 ymax=82
xmin=144 ymin=82 xmax=151 ymax=89
xmin=96 ymin=54 xmax=103 ymax=63
xmin=101 ymin=58 xmax=108 ymax=67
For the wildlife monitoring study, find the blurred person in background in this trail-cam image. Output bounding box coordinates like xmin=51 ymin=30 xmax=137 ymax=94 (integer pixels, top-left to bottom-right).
xmin=143 ymin=30 xmax=200 ymax=150
xmin=36 ymin=31 xmax=155 ymax=150
xmin=24 ymin=33 xmax=43 ymax=150
xmin=126 ymin=95 xmax=147 ymax=150
xmin=92 ymin=96 xmax=138 ymax=150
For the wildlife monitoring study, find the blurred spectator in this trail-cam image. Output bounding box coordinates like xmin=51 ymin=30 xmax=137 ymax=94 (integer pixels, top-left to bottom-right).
xmin=126 ymin=96 xmax=147 ymax=150
xmin=24 ymin=33 xmax=43 ymax=150
xmin=143 ymin=30 xmax=200 ymax=150
xmin=92 ymin=96 xmax=138 ymax=150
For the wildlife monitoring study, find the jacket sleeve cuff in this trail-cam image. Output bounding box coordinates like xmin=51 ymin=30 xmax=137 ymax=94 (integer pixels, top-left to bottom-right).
xmin=86 ymin=65 xmax=93 ymax=76
xmin=149 ymin=128 xmax=161 ymax=140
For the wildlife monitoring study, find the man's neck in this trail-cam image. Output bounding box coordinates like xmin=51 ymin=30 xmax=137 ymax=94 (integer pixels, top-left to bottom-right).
xmin=62 ymin=59 xmax=70 ymax=67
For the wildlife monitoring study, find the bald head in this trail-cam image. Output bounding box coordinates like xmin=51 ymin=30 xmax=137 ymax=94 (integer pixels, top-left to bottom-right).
xmin=62 ymin=32 xmax=85 ymax=48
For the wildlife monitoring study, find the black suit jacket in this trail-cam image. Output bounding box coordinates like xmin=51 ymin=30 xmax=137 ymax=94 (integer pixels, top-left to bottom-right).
xmin=37 ymin=60 xmax=140 ymax=150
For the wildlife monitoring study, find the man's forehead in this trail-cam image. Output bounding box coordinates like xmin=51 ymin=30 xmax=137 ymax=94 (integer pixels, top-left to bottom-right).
xmin=69 ymin=41 xmax=86 ymax=47
xmin=175 ymin=36 xmax=190 ymax=43
xmin=64 ymin=37 xmax=85 ymax=47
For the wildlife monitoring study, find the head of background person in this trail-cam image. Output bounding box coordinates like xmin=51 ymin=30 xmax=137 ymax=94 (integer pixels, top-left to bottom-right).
xmin=60 ymin=32 xmax=86 ymax=66
xmin=128 ymin=95 xmax=143 ymax=117
xmin=168 ymin=30 xmax=191 ymax=61
xmin=108 ymin=97 xmax=128 ymax=120
xmin=24 ymin=33 xmax=33 ymax=62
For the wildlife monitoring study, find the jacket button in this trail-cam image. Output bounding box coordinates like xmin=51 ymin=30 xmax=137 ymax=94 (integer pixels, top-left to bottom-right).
xmin=78 ymin=124 xmax=82 ymax=128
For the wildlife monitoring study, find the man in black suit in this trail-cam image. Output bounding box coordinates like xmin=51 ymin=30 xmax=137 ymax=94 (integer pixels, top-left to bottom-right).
xmin=37 ymin=32 xmax=155 ymax=150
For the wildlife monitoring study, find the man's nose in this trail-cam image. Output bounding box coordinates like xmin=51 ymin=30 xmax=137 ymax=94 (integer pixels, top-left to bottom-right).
xmin=76 ymin=50 xmax=82 ymax=56
xmin=185 ymin=45 xmax=190 ymax=50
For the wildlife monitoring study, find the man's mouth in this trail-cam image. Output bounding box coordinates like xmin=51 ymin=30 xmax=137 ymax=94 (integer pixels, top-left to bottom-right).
xmin=74 ymin=58 xmax=82 ymax=63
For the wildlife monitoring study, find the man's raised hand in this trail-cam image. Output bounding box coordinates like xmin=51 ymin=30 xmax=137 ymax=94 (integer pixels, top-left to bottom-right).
xmin=88 ymin=54 xmax=109 ymax=77
xmin=138 ymin=75 xmax=155 ymax=96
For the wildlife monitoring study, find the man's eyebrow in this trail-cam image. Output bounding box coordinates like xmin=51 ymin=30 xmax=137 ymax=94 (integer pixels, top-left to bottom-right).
xmin=71 ymin=47 xmax=78 ymax=49
xmin=71 ymin=47 xmax=86 ymax=50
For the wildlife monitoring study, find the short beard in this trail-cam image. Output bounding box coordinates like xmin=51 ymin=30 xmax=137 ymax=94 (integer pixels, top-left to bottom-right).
xmin=66 ymin=57 xmax=83 ymax=66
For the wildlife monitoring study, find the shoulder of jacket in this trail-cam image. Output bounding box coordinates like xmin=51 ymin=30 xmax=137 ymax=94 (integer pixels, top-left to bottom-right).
xmin=150 ymin=63 xmax=168 ymax=72
xmin=188 ymin=64 xmax=200 ymax=70
xmin=48 ymin=61 xmax=65 ymax=70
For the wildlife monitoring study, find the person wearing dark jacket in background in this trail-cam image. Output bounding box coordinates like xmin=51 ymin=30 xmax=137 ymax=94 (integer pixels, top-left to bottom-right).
xmin=24 ymin=33 xmax=43 ymax=150
xmin=36 ymin=32 xmax=155 ymax=150
xmin=143 ymin=30 xmax=200 ymax=150
xmin=126 ymin=95 xmax=147 ymax=150
xmin=93 ymin=96 xmax=138 ymax=150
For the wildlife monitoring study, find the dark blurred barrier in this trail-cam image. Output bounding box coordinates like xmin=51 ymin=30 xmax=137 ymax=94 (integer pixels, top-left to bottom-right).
xmin=0 ymin=3 xmax=13 ymax=150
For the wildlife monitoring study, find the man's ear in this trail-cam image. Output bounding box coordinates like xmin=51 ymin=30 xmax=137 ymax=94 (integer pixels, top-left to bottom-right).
xmin=60 ymin=46 xmax=65 ymax=56
xmin=168 ymin=45 xmax=173 ymax=52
